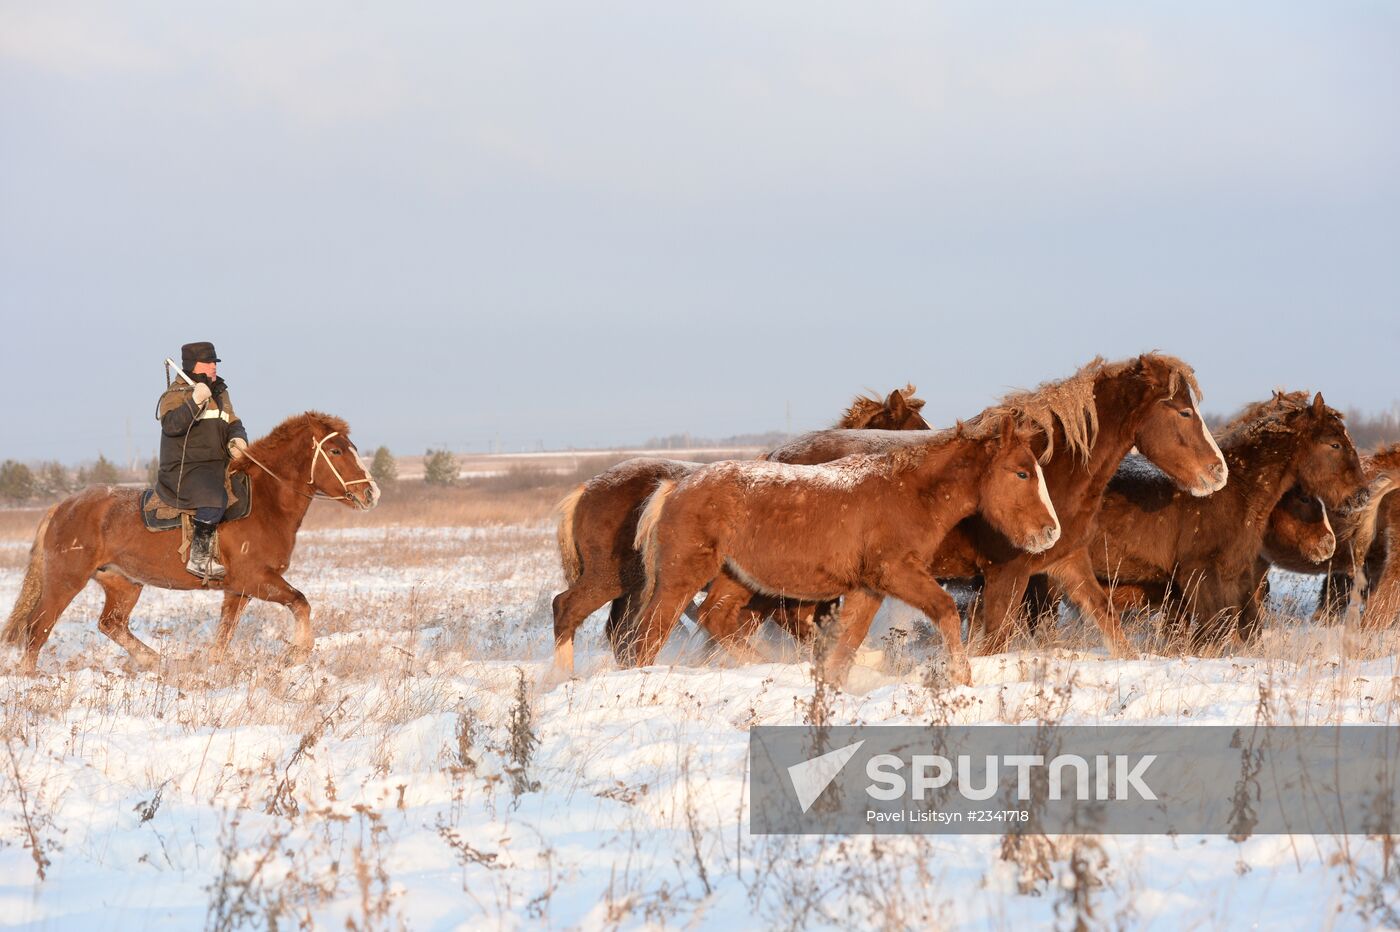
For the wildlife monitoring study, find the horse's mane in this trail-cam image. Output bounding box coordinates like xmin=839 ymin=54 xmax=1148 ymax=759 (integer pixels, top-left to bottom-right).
xmin=1366 ymin=442 xmax=1400 ymax=474
xmin=965 ymin=353 xmax=1201 ymax=465
xmin=232 ymin=411 xmax=351 ymax=473
xmin=836 ymin=384 xmax=926 ymax=429
xmin=1215 ymin=390 xmax=1346 ymax=446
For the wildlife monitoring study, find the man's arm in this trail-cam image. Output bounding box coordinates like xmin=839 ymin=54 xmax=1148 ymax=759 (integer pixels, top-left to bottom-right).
xmin=158 ymin=387 xmax=202 ymax=437
xmin=222 ymin=392 xmax=249 ymax=444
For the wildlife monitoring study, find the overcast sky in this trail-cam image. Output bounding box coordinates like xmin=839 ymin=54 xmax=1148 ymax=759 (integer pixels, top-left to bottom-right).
xmin=2 ymin=2 xmax=1397 ymax=464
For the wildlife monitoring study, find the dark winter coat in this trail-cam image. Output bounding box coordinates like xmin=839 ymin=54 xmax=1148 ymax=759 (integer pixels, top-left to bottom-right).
xmin=155 ymin=376 xmax=249 ymax=510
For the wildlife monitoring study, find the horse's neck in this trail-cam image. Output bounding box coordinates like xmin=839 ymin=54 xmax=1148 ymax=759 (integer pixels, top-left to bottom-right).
xmin=910 ymin=439 xmax=985 ymax=517
xmin=1219 ymin=431 xmax=1299 ymax=529
xmin=244 ymin=444 xmax=316 ymax=532
xmin=1055 ymin=376 xmax=1144 ymax=497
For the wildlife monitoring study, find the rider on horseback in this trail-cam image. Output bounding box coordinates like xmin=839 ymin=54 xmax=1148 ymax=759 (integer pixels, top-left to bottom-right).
xmin=155 ymin=341 xmax=249 ymax=580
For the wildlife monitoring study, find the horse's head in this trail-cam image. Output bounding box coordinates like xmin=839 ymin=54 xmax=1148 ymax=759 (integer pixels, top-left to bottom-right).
xmin=978 ymin=417 xmax=1061 ymax=554
xmin=1266 ymin=486 xmax=1336 ymax=565
xmin=840 ymin=385 xmax=931 ymax=431
xmin=303 ymin=414 xmax=380 ymax=511
xmin=873 ymin=386 xmax=931 ymax=430
xmin=1288 ymin=392 xmax=1366 ymax=512
xmin=1131 ymin=355 xmax=1229 ymax=498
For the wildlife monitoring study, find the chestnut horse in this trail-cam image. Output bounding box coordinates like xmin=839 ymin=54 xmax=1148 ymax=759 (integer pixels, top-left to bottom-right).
xmin=1283 ymin=443 xmax=1400 ymax=626
xmin=1362 ymin=477 xmax=1400 ymax=627
xmin=550 ymin=386 xmax=930 ymax=673
xmin=1087 ymin=392 xmax=1365 ymax=646
xmin=754 ymin=354 xmax=1228 ymax=658
xmin=627 ymin=416 xmax=1059 ymax=685
xmin=2 ymin=412 xmax=379 ymax=671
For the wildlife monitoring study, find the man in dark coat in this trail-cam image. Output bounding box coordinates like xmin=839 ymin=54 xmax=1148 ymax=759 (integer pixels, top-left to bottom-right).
xmin=156 ymin=341 xmax=249 ymax=579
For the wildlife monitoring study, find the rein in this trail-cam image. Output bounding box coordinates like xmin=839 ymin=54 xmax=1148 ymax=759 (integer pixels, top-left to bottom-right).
xmin=238 ymin=427 xmax=373 ymax=504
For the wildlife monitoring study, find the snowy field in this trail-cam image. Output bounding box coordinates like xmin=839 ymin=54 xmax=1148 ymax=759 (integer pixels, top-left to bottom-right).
xmin=4 ymin=522 xmax=1400 ymax=929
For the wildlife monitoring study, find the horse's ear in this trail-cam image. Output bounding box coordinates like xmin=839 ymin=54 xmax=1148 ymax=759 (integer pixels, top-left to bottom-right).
xmin=999 ymin=416 xmax=1015 ymax=448
xmin=1312 ymin=392 xmax=1326 ymax=415
xmin=885 ymin=389 xmax=909 ymax=416
xmin=954 ymin=419 xmax=965 ymax=438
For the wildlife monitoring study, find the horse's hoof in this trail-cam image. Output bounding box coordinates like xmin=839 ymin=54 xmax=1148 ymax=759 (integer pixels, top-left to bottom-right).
xmin=123 ymin=651 xmax=162 ymax=674
xmin=949 ymin=655 xmax=974 ymax=687
xmin=281 ymin=646 xmax=312 ymax=667
xmin=540 ymin=665 xmax=574 ymax=690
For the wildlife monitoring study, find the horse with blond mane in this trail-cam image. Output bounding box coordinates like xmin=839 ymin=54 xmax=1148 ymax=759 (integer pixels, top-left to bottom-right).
xmin=2 ymin=412 xmax=379 ymax=671
xmin=748 ymin=354 xmax=1228 ymax=658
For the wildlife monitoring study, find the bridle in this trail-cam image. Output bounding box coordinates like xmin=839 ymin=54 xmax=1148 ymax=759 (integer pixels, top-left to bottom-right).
xmin=239 ymin=426 xmax=375 ymax=505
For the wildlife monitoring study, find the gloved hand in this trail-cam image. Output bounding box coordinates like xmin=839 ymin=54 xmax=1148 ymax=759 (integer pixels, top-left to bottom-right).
xmin=228 ymin=437 xmax=248 ymax=457
xmin=191 ymin=382 xmax=213 ymax=405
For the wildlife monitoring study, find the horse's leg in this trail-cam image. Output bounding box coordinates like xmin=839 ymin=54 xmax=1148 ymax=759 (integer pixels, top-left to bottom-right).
xmin=20 ymin=561 xmax=96 ymax=672
xmin=209 ymin=591 xmax=252 ymax=664
xmin=93 ymin=570 xmax=157 ymax=669
xmin=1316 ymin=570 xmax=1353 ymax=622
xmin=818 ymin=590 xmax=886 ymax=685
xmin=245 ymin=572 xmax=315 ymax=664
xmin=551 ymin=574 xmax=623 ymax=675
xmin=1043 ymin=549 xmax=1137 ymax=658
xmin=766 ymin=598 xmax=828 ymax=643
xmin=1022 ymin=574 xmax=1057 ymax=635
xmin=628 ymin=560 xmax=719 ymax=668
xmin=1362 ymin=547 xmax=1400 ymax=629
xmin=691 ymin=576 xmax=763 ymax=664
xmin=972 ymin=563 xmax=1032 ymax=656
xmin=871 ymin=569 xmax=972 ymax=686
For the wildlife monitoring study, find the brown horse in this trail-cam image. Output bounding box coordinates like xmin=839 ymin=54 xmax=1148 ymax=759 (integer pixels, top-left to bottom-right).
xmin=1262 ymin=485 xmax=1339 ymax=568
xmin=1287 ymin=444 xmax=1400 ymax=625
xmin=759 ymin=354 xmax=1228 ymax=657
xmin=550 ymin=386 xmax=930 ymax=673
xmin=627 ymin=416 xmax=1060 ymax=685
xmin=1088 ymin=392 xmax=1365 ymax=646
xmin=1362 ymin=477 xmax=1400 ymax=627
xmin=2 ymin=412 xmax=379 ymax=671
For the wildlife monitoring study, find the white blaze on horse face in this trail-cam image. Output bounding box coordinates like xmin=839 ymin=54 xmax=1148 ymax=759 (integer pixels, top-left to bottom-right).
xmin=1031 ymin=461 xmax=1061 ymax=551
xmin=352 ymin=448 xmax=381 ymax=508
xmin=1191 ymin=396 xmax=1228 ymax=496
xmin=1316 ymin=497 xmax=1337 ymax=560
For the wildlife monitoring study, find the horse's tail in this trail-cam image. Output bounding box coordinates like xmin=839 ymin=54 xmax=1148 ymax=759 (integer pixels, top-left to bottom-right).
xmin=634 ymin=480 xmax=679 ymax=610
xmin=554 ymin=484 xmax=587 ymax=586
xmin=2 ymin=506 xmax=55 ymax=649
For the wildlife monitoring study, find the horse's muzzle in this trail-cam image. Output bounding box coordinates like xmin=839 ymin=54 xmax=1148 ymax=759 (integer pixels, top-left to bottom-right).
xmin=351 ymin=483 xmax=380 ymax=511
xmin=1189 ymin=462 xmax=1229 ymax=498
xmin=1024 ymin=525 xmax=1061 ymax=554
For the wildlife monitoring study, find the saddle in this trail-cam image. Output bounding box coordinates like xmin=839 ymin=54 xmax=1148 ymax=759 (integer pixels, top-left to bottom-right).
xmin=140 ymin=471 xmax=253 ymax=532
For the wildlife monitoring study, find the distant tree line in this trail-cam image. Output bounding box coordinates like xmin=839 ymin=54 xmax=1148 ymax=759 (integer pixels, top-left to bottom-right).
xmin=0 ymin=455 xmax=127 ymax=505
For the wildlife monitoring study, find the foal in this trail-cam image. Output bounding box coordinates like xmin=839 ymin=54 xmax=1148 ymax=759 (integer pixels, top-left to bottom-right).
xmin=550 ymin=386 xmax=930 ymax=673
xmin=626 ymin=417 xmax=1060 ymax=686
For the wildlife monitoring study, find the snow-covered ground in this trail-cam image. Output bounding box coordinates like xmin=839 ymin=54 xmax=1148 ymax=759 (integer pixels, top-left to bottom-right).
xmin=2 ymin=523 xmax=1400 ymax=929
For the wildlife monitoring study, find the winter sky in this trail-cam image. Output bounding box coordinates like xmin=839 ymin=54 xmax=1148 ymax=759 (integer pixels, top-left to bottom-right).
xmin=1 ymin=2 xmax=1397 ymax=462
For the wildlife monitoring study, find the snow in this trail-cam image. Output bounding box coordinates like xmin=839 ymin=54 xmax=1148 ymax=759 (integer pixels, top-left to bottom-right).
xmin=1 ymin=525 xmax=1397 ymax=929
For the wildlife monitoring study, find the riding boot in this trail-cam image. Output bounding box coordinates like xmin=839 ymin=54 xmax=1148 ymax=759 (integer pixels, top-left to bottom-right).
xmin=187 ymin=520 xmax=226 ymax=580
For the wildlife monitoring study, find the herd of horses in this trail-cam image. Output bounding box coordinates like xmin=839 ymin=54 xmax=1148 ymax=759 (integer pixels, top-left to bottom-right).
xmin=2 ymin=358 xmax=1398 ymax=687
xmin=552 ymin=354 xmax=1400 ymax=686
